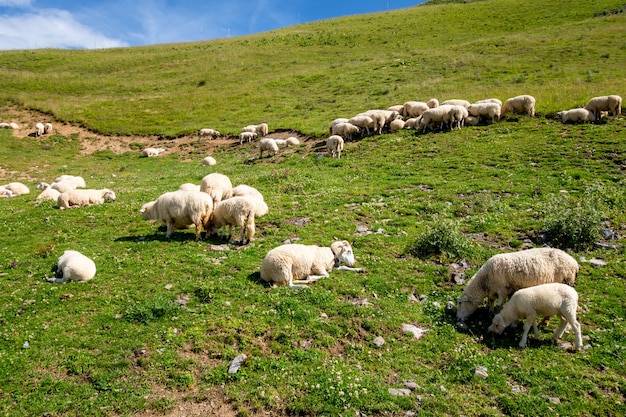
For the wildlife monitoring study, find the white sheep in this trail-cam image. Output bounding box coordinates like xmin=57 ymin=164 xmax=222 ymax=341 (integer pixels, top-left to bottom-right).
xmin=34 ymin=122 xmax=45 ymax=137
xmin=417 ymin=105 xmax=454 ymax=133
xmin=329 ymin=118 xmax=349 ymax=134
xmin=285 ymin=137 xmax=300 ymax=146
xmin=202 ymin=156 xmax=217 ymax=166
xmin=35 ymin=182 xmax=61 ymax=203
xmin=44 ymin=122 xmax=53 ymax=134
xmin=389 ymin=118 xmax=405 ymax=132
xmin=260 ymin=240 xmax=364 ymax=289
xmin=488 ymin=283 xmax=582 ymax=350
xmin=57 ymin=189 xmax=116 ymax=210
xmin=198 ymin=128 xmax=220 ymax=140
xmin=403 ymin=101 xmax=429 ymax=118
xmin=9 ymin=122 xmax=19 ymax=130
xmin=51 ymin=175 xmax=87 ymax=194
xmin=468 ymin=102 xmax=501 ymax=124
xmin=273 ymin=138 xmax=288 ymax=148
xmin=47 ymin=250 xmax=96 ymax=283
xmin=0 ymin=123 xmax=10 ymax=128
xmin=444 ymin=105 xmax=469 ymax=130
xmin=464 ymin=115 xmax=480 ymax=126
xmin=239 ymin=131 xmax=257 ymax=144
xmin=326 ymin=135 xmax=344 ymax=159
xmin=427 ymin=98 xmax=439 ymax=108
xmin=456 ymin=247 xmax=578 ymax=321
xmin=362 ymin=109 xmax=401 ymax=133
xmin=502 ymin=95 xmax=536 ymax=117
xmin=242 ymin=123 xmax=268 ymax=138
xmin=330 ymin=122 xmax=360 ymax=140
xmin=0 ymin=186 xmax=13 ymax=198
xmin=584 ymin=95 xmax=622 ymax=121
xmin=178 ymin=183 xmax=201 ymax=192
xmin=348 ymin=115 xmax=376 ymax=136
xmin=140 ymin=190 xmax=214 ymax=240
xmin=474 ymin=98 xmax=503 ymax=106
xmin=259 ymin=138 xmax=279 ymax=158
xmin=387 ymin=104 xmax=405 ymax=113
xmin=141 ymin=147 xmax=165 ymax=157
xmin=199 ymin=172 xmax=232 ymax=203
xmin=403 ymin=118 xmax=419 ymax=129
xmin=211 ymin=196 xmax=268 ymax=244
xmin=441 ymin=99 xmax=471 ymax=109
xmin=3 ymin=182 xmax=30 ymax=196
xmin=232 ymin=184 xmax=267 ymax=216
xmin=556 ymin=108 xmax=594 ymax=123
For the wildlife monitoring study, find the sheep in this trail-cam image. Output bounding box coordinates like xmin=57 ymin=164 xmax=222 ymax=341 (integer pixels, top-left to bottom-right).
xmin=556 ymin=108 xmax=594 ymax=124
xmin=199 ymin=172 xmax=232 ymax=203
xmin=403 ymin=101 xmax=429 ymax=118
xmin=331 ymin=122 xmax=360 ymax=140
xmin=427 ymin=98 xmax=439 ymax=108
xmin=3 ymin=182 xmax=30 ymax=196
xmin=9 ymin=122 xmax=19 ymax=129
xmin=403 ymin=117 xmax=419 ymax=130
xmin=468 ymin=102 xmax=501 ymax=124
xmin=464 ymin=115 xmax=480 ymax=126
xmin=329 ymin=118 xmax=349 ymax=135
xmin=444 ymin=105 xmax=469 ymax=130
xmin=0 ymin=186 xmax=13 ymax=197
xmin=273 ymin=138 xmax=288 ymax=148
xmin=389 ymin=118 xmax=405 ymax=132
xmin=239 ymin=131 xmax=257 ymax=144
xmin=387 ymin=104 xmax=405 ymax=113
xmin=584 ymin=95 xmax=622 ymax=121
xmin=362 ymin=109 xmax=402 ymax=132
xmin=202 ymin=156 xmax=217 ymax=166
xmin=57 ymin=189 xmax=116 ymax=210
xmin=34 ymin=122 xmax=45 ymax=137
xmin=441 ymin=99 xmax=471 ymax=109
xmin=326 ymin=135 xmax=344 ymax=159
xmin=210 ymin=196 xmax=268 ymax=244
xmin=140 ymin=190 xmax=213 ymax=240
xmin=198 ymin=128 xmax=220 ymax=140
xmin=0 ymin=123 xmax=9 ymax=128
xmin=232 ymin=184 xmax=264 ymax=201
xmin=35 ymin=182 xmax=61 ymax=203
xmin=44 ymin=122 xmax=53 ymax=134
xmin=51 ymin=175 xmax=87 ymax=194
xmin=475 ymin=98 xmax=503 ymax=107
xmin=285 ymin=137 xmax=300 ymax=146
xmin=47 ymin=250 xmax=96 ymax=283
xmin=488 ymin=283 xmax=582 ymax=350
xmin=348 ymin=115 xmax=376 ymax=136
xmin=242 ymin=123 xmax=268 ymax=138
xmin=178 ymin=183 xmax=201 ymax=192
xmin=502 ymin=95 xmax=536 ymax=117
xmin=141 ymin=147 xmax=165 ymax=157
xmin=456 ymin=247 xmax=578 ymax=321
xmin=260 ymin=240 xmax=364 ymax=289
xmin=259 ymin=138 xmax=279 ymax=158
xmin=417 ymin=105 xmax=454 ymax=133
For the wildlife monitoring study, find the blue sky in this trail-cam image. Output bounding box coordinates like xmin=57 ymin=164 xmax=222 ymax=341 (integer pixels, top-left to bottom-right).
xmin=0 ymin=0 xmax=423 ymax=50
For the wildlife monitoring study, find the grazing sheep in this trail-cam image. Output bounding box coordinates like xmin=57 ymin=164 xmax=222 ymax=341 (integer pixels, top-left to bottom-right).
xmin=387 ymin=104 xmax=405 ymax=113
xmin=3 ymin=182 xmax=30 ymax=196
xmin=35 ymin=182 xmax=61 ymax=203
xmin=260 ymin=240 xmax=364 ymax=289
xmin=57 ymin=189 xmax=116 ymax=210
xmin=199 ymin=172 xmax=232 ymax=203
xmin=34 ymin=122 xmax=45 ymax=137
xmin=44 ymin=122 xmax=53 ymax=134
xmin=475 ymin=98 xmax=503 ymax=106
xmin=362 ymin=109 xmax=401 ymax=133
xmin=502 ymin=95 xmax=536 ymax=117
xmin=441 ymin=99 xmax=471 ymax=109
xmin=468 ymin=102 xmax=501 ymax=124
xmin=232 ymin=184 xmax=264 ymax=201
xmin=239 ymin=131 xmax=257 ymax=144
xmin=427 ymin=98 xmax=440 ymax=108
xmin=198 ymin=128 xmax=220 ymax=140
xmin=556 ymin=108 xmax=594 ymax=123
xmin=326 ymin=135 xmax=344 ymax=159
xmin=403 ymin=118 xmax=419 ymax=129
xmin=140 ymin=190 xmax=213 ymax=240
xmin=389 ymin=118 xmax=405 ymax=132
xmin=211 ymin=196 xmax=268 ymax=244
xmin=242 ymin=123 xmax=269 ymax=138
xmin=202 ymin=156 xmax=217 ymax=166
xmin=348 ymin=115 xmax=377 ymax=136
xmin=141 ymin=147 xmax=165 ymax=157
xmin=329 ymin=118 xmax=349 ymax=134
xmin=488 ymin=283 xmax=582 ymax=350
xmin=444 ymin=105 xmax=469 ymax=130
xmin=273 ymin=138 xmax=288 ymax=148
xmin=285 ymin=137 xmax=300 ymax=146
xmin=47 ymin=250 xmax=96 ymax=283
xmin=417 ymin=105 xmax=454 ymax=133
xmin=330 ymin=122 xmax=360 ymax=140
xmin=457 ymin=248 xmax=578 ymax=321
xmin=584 ymin=95 xmax=622 ymax=121
xmin=178 ymin=183 xmax=201 ymax=192
xmin=464 ymin=115 xmax=480 ymax=126
xmin=403 ymin=101 xmax=429 ymax=118
xmin=259 ymin=138 xmax=279 ymax=158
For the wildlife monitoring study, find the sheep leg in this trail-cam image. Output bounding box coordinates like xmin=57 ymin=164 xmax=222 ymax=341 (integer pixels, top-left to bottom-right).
xmin=333 ymin=265 xmax=364 ymax=273
xmin=166 ymin=222 xmax=174 ymax=238
xmin=519 ymin=320 xmax=533 ymax=348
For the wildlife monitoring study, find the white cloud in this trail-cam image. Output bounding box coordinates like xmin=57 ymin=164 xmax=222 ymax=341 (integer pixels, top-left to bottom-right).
xmin=0 ymin=9 xmax=128 ymax=49
xmin=0 ymin=0 xmax=31 ymax=6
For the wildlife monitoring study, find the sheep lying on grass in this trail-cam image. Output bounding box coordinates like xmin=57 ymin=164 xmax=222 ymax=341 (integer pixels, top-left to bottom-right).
xmin=488 ymin=283 xmax=582 ymax=350
xmin=260 ymin=240 xmax=364 ymax=289
xmin=51 ymin=175 xmax=86 ymax=193
xmin=141 ymin=190 xmax=213 ymax=240
xmin=556 ymin=108 xmax=594 ymax=123
xmin=2 ymin=182 xmax=30 ymax=196
xmin=35 ymin=182 xmax=61 ymax=203
xmin=456 ymin=247 xmax=578 ymax=321
xmin=47 ymin=250 xmax=96 ymax=283
xmin=202 ymin=156 xmax=217 ymax=166
xmin=0 ymin=186 xmax=13 ymax=197
xmin=211 ymin=196 xmax=268 ymax=245
xmin=57 ymin=189 xmax=116 ymax=210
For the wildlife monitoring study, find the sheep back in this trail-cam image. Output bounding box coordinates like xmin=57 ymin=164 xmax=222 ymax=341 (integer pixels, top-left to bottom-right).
xmin=55 ymin=250 xmax=96 ymax=282
xmin=199 ymin=173 xmax=233 ymax=203
xmin=260 ymin=244 xmax=335 ymax=287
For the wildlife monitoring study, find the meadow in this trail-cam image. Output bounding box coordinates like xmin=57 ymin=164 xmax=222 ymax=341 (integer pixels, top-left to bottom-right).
xmin=0 ymin=0 xmax=625 ymax=416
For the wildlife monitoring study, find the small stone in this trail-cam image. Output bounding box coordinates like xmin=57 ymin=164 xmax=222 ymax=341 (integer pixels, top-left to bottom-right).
xmin=228 ymin=353 xmax=247 ymax=374
xmin=547 ymin=396 xmax=561 ymax=405
xmin=472 ymin=366 xmax=488 ymax=379
xmin=210 ymin=244 xmax=230 ymax=251
xmin=356 ymin=226 xmax=369 ymax=233
xmin=404 ymin=381 xmax=419 ymax=391
xmin=22 ymin=341 xmax=30 ymax=349
xmin=388 ymin=388 xmax=411 ymax=397
xmin=373 ymin=336 xmax=385 ymax=347
xmin=589 ymin=258 xmax=607 ymax=267
xmin=164 ymin=284 xmax=173 ymax=290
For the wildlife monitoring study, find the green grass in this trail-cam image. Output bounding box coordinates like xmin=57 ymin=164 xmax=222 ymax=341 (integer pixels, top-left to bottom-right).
xmin=0 ymin=0 xmax=625 ymax=415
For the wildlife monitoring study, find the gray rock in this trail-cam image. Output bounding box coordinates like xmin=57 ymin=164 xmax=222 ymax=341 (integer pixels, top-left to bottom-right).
xmin=373 ymin=336 xmax=385 ymax=347
xmin=388 ymin=388 xmax=411 ymax=397
xmin=227 ymin=353 xmax=247 ymax=374
xmin=589 ymin=258 xmax=607 ymax=267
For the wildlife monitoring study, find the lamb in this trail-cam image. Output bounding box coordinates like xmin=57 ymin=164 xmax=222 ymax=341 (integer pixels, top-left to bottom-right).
xmin=198 ymin=128 xmax=220 ymax=140
xmin=242 ymin=123 xmax=269 ymax=138
xmin=488 ymin=283 xmax=582 ymax=350
xmin=330 ymin=122 xmax=360 ymax=140
xmin=556 ymin=108 xmax=594 ymax=123
xmin=34 ymin=122 xmax=45 ymax=137
xmin=441 ymin=99 xmax=471 ymax=109
xmin=3 ymin=182 xmax=30 ymax=196
xmin=326 ymin=135 xmax=344 ymax=159
xmin=35 ymin=182 xmax=61 ymax=203
xmin=456 ymin=247 xmax=578 ymax=321
xmin=44 ymin=123 xmax=53 ymax=134
xmin=502 ymin=95 xmax=536 ymax=117
xmin=285 ymin=137 xmax=300 ymax=146
xmin=140 ymin=190 xmax=213 ymax=240
xmin=468 ymin=102 xmax=501 ymax=124
xmin=361 ymin=109 xmax=401 ymax=133
xmin=273 ymin=139 xmax=288 ymax=148
xmin=584 ymin=95 xmax=622 ymax=121
xmin=389 ymin=118 xmax=405 ymax=132
xmin=464 ymin=115 xmax=480 ymax=126
xmin=348 ymin=115 xmax=376 ymax=136
xmin=57 ymin=188 xmax=116 ymax=210
xmin=239 ymin=131 xmax=257 ymax=144
xmin=259 ymin=138 xmax=279 ymax=158
xmin=403 ymin=101 xmax=429 ymax=118
xmin=199 ymin=172 xmax=232 ymax=203
xmin=141 ymin=147 xmax=166 ymax=157
xmin=202 ymin=156 xmax=217 ymax=166
xmin=211 ymin=196 xmax=268 ymax=244
xmin=260 ymin=240 xmax=364 ymax=289
xmin=403 ymin=118 xmax=419 ymax=129
xmin=47 ymin=250 xmax=96 ymax=283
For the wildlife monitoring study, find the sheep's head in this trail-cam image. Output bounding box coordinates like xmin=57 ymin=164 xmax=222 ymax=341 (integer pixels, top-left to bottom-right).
xmin=456 ymin=294 xmax=478 ymax=321
xmin=488 ymin=314 xmax=508 ymax=334
xmin=140 ymin=201 xmax=156 ymax=220
xmin=331 ymin=240 xmax=355 ymax=267
xmin=104 ymin=190 xmax=117 ymax=201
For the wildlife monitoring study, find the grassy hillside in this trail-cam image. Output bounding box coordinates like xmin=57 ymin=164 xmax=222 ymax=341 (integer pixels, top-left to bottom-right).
xmin=0 ymin=0 xmax=625 ymax=416
xmin=0 ymin=0 xmax=624 ymax=136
